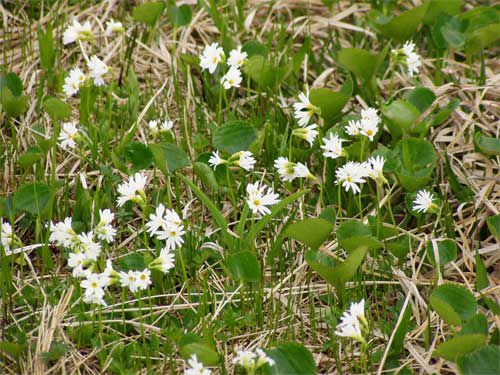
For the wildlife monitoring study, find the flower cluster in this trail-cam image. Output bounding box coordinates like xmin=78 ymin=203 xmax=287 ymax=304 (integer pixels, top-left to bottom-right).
xmin=149 ymin=119 xmax=173 ymax=136
xmin=392 ymin=40 xmax=422 ymax=78
xmin=146 ymin=203 xmax=185 ymax=251
xmin=321 ymin=133 xmax=345 ymax=159
xmin=63 ymin=56 xmax=110 ymax=97
xmin=199 ymin=43 xmax=248 ymax=90
xmin=335 ymin=299 xmax=368 ymax=345
xmin=116 ymin=172 xmax=148 ymax=207
xmin=345 ymin=107 xmax=381 ymax=141
xmin=208 ymin=150 xmax=256 ymax=171
xmin=232 ymin=348 xmax=275 ymax=373
xmin=335 ymin=157 xmax=386 ymax=194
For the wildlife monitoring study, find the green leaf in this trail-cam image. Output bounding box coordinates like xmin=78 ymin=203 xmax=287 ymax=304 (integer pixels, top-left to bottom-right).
xmin=167 ymin=4 xmax=192 ymax=27
xmin=474 ymin=131 xmax=500 ymax=156
xmin=433 ymin=98 xmax=459 ymax=126
xmin=242 ymin=40 xmax=268 ymax=57
xmin=177 ymin=174 xmax=230 ymax=244
xmin=487 ymin=215 xmax=500 ymax=239
xmin=0 ymin=341 xmax=25 ymax=358
xmin=179 ymin=335 xmax=219 ymax=366
xmin=264 ymin=342 xmax=317 ymax=375
xmin=377 ymin=3 xmax=429 ymax=42
xmin=0 ymin=72 xmax=23 ymax=96
xmin=43 ymin=97 xmax=71 ymax=122
xmin=124 ymin=142 xmax=154 ymax=171
xmin=244 ymin=55 xmax=286 ymax=88
xmin=457 ymin=345 xmax=500 ymax=375
xmin=227 ymin=251 xmax=261 ymax=283
xmin=466 ymin=22 xmax=500 ymax=53
xmin=42 ymin=341 xmax=69 ymax=364
xmin=212 ymin=120 xmax=258 ymax=154
xmin=430 ymin=284 xmax=477 ymax=325
xmin=407 ymin=87 xmax=436 ymax=113
xmin=424 ymin=0 xmax=462 ymax=25
xmin=475 ymin=254 xmax=489 ymax=291
xmin=119 ymin=253 xmax=145 ymax=271
xmin=244 ymin=190 xmax=309 ymax=246
xmin=18 ymin=147 xmax=43 ymax=169
xmin=427 ymin=239 xmax=457 ymax=266
xmin=38 ymin=24 xmax=55 ymax=71
xmin=337 ymin=48 xmax=378 ymax=81
xmin=433 ymin=334 xmax=486 ymax=361
xmin=1 ymin=87 xmax=28 ymax=118
xmin=397 ymin=137 xmax=437 ymax=172
xmin=132 ymin=1 xmax=165 ymax=26
xmin=309 ymin=88 xmax=349 ymax=124
xmin=382 ymin=100 xmax=421 ymax=139
xmin=283 ymin=218 xmax=333 ymax=249
xmin=150 ymin=143 xmax=189 ymax=174
xmin=459 ymin=314 xmax=488 ymax=336
xmin=337 ymin=220 xmax=382 ymax=253
xmin=193 ymin=162 xmax=218 ymax=191
xmin=13 ymin=183 xmax=51 ymax=216
xmin=305 ymin=246 xmax=368 ymax=290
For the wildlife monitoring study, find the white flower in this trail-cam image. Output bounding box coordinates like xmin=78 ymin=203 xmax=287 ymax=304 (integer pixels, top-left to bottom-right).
xmin=116 ymin=172 xmax=147 ymax=207
xmin=413 ymin=190 xmax=437 ymax=213
xmin=185 ymin=354 xmax=212 ymax=375
xmin=161 ymin=120 xmax=173 ymax=132
xmin=402 ymin=40 xmax=416 ymax=56
xmin=87 ymin=55 xmax=109 ymax=87
xmin=246 ymin=182 xmax=280 ymax=216
xmin=208 ymin=150 xmax=226 ymax=169
xmin=68 ymin=252 xmax=86 ymax=271
xmin=361 ymin=108 xmax=380 ymax=124
xmin=158 ymin=224 xmax=185 ymax=251
xmin=49 ymin=217 xmax=76 ymax=247
xmin=158 ymin=247 xmax=175 ymax=273
xmin=228 ymin=46 xmax=248 ymax=67
xmin=98 ymin=209 xmax=114 ymax=226
xmin=1 ymin=221 xmax=13 ymax=251
xmin=293 ymin=92 xmax=318 ymax=127
xmin=149 ymin=120 xmax=160 ymax=135
xmin=233 ymin=350 xmax=257 ymax=368
xmin=346 ymin=120 xmax=361 ymax=137
xmin=233 ymin=151 xmax=256 ymax=171
xmin=221 ymin=66 xmax=242 ymax=89
xmin=274 ymin=157 xmax=297 ymax=182
xmin=292 ymin=124 xmax=318 ymax=147
xmin=149 ymin=119 xmax=173 ymax=135
xmin=63 ymin=19 xmax=93 ymax=45
xmin=406 ymin=52 xmax=421 ymax=77
xmin=81 ymin=273 xmax=106 ymax=299
xmin=360 ymin=119 xmax=378 ymax=141
xmin=134 ymin=269 xmax=151 ymax=291
xmin=146 ymin=204 xmax=185 ymax=250
xmin=335 ymin=313 xmax=363 ymax=341
xmin=335 ymin=161 xmax=369 ymax=194
xmin=199 ymin=43 xmax=224 ymax=74
xmin=255 ymin=348 xmax=275 ymax=367
xmin=294 ymin=162 xmax=315 ymax=180
xmin=348 ymin=299 xmax=366 ymax=325
xmin=146 ymin=204 xmax=169 ymax=236
xmin=58 ymin=122 xmax=79 ymax=150
xmin=63 ymin=67 xmax=86 ymax=97
xmin=77 ymin=232 xmax=101 ymax=261
xmin=105 ymin=19 xmax=124 ymax=37
xmin=321 ymin=133 xmax=344 ymax=159
xmin=367 ymin=156 xmax=386 ymax=183
xmin=119 ymin=270 xmax=139 ymax=293
xmin=83 ymin=293 xmax=107 ymax=306
xmin=96 ymin=224 xmax=116 ymax=243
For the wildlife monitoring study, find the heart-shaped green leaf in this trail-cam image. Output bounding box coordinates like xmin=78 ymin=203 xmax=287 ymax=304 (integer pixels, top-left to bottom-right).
xmin=212 ymin=120 xmax=258 ymax=154
xmin=430 ymin=284 xmax=477 ymax=325
xmin=283 ymin=218 xmax=333 ymax=249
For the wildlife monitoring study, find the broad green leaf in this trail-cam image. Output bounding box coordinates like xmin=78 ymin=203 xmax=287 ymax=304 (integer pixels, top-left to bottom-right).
xmin=244 ymin=190 xmax=309 ymax=246
xmin=441 ymin=17 xmax=466 ymax=49
xmin=434 ymin=98 xmax=459 ymax=126
xmin=150 ymin=143 xmax=189 ymax=173
xmin=193 ymin=162 xmax=218 ymax=191
xmin=424 ymin=0 xmax=462 ymax=25
xmin=337 ymin=48 xmax=378 ymax=81
xmin=0 ymin=341 xmax=25 ymax=358
xmin=18 ymin=147 xmax=43 ymax=169
xmin=119 ymin=253 xmax=145 ymax=271
xmin=459 ymin=314 xmax=488 ymax=336
xmin=167 ymin=4 xmax=192 ymax=27
xmin=309 ymin=88 xmax=349 ymax=124
xmin=283 ymin=218 xmax=333 ymax=249
xmin=178 ymin=335 xmax=219 ymax=366
xmin=245 ymin=55 xmax=286 ymax=88
xmin=433 ymin=334 xmax=486 ymax=361
xmin=1 ymin=87 xmax=28 ymax=118
xmin=263 ymin=342 xmax=317 ymax=375
xmin=13 ymin=183 xmax=51 ymax=216
xmin=337 ymin=220 xmax=382 ymax=253
xmin=407 ymin=87 xmax=436 ymax=113
xmin=487 ymin=214 xmax=500 ymax=239
xmin=305 ymin=246 xmax=368 ymax=290
xmin=43 ymin=97 xmax=71 ymax=122
xmin=430 ymin=284 xmax=477 ymax=325
xmin=457 ymin=345 xmax=500 ymax=375
xmin=396 ymin=166 xmax=433 ymax=192
xmin=132 ymin=1 xmax=165 ymax=26
xmin=212 ymin=120 xmax=258 ymax=154
xmin=382 ymin=100 xmax=420 ymax=139
xmin=124 ymin=142 xmax=153 ymax=171
xmin=227 ymin=251 xmax=261 ymax=283
xmin=377 ymin=3 xmax=429 ymax=42
xmin=396 ymin=137 xmax=437 ymax=172
xmin=466 ymin=23 xmax=500 ymax=53
xmin=242 ymin=40 xmax=268 ymax=57
xmin=474 ymin=132 xmax=500 ymax=156
xmin=427 ymin=239 xmax=457 ymax=266
xmin=0 ymin=72 xmax=23 ymax=96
